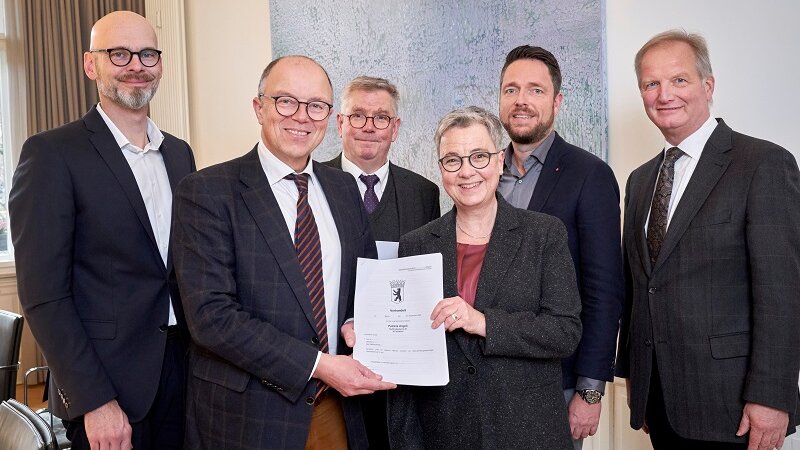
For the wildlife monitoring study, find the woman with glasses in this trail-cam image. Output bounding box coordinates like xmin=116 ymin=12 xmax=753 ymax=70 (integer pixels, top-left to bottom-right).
xmin=387 ymin=106 xmax=581 ymax=449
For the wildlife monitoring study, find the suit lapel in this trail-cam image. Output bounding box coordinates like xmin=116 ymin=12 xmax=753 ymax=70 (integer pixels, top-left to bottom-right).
xmin=240 ymin=148 xmax=317 ymax=328
xmin=632 ymin=155 xmax=663 ymax=277
xmin=527 ymin=134 xmax=565 ymax=212
xmin=84 ymin=107 xmax=161 ymax=263
xmin=473 ymin=198 xmax=522 ymax=312
xmin=653 ymin=121 xmax=732 ymax=273
xmin=389 ymin=163 xmax=414 ymax=236
xmin=313 ymin=162 xmax=354 ymax=328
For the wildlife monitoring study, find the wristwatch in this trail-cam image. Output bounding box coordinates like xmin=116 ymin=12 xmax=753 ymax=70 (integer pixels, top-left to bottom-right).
xmin=578 ymin=389 xmax=603 ymax=404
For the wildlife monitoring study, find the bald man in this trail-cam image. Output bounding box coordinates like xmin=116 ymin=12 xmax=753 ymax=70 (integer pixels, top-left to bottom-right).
xmin=10 ymin=11 xmax=195 ymax=450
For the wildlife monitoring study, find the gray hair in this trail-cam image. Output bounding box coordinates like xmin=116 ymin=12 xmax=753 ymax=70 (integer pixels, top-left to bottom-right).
xmin=634 ymin=29 xmax=713 ymax=84
xmin=341 ymin=76 xmax=400 ymax=113
xmin=434 ymin=106 xmax=503 ymax=152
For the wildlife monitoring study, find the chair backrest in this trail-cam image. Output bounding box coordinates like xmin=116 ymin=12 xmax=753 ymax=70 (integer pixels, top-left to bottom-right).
xmin=0 ymin=399 xmax=56 ymax=450
xmin=0 ymin=309 xmax=24 ymax=401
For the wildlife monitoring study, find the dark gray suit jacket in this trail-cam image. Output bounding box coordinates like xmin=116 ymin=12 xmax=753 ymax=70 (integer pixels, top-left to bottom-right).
xmin=172 ymin=148 xmax=376 ymax=449
xmin=616 ymin=119 xmax=800 ymax=442
xmin=323 ymin=154 xmax=440 ymax=241
xmin=10 ymin=105 xmax=195 ymax=421
xmin=387 ymin=196 xmax=581 ymax=449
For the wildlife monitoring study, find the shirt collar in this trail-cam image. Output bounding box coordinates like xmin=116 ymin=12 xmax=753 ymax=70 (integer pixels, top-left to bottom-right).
xmin=665 ymin=115 xmax=718 ymax=161
xmin=503 ymin=130 xmax=556 ymax=174
xmin=96 ymin=103 xmax=164 ymax=152
xmin=340 ymin=152 xmax=390 ymax=183
xmin=257 ymin=140 xmax=315 ymax=187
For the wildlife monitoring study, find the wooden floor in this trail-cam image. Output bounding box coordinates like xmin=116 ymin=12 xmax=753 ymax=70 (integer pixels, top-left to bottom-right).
xmin=14 ymin=383 xmax=47 ymax=410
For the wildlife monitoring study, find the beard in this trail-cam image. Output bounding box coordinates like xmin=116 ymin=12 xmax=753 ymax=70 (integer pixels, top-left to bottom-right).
xmin=97 ymin=73 xmax=160 ymax=110
xmin=502 ymin=109 xmax=554 ymax=145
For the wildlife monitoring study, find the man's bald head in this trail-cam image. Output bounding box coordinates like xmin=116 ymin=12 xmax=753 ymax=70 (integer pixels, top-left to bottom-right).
xmin=90 ymin=11 xmax=157 ymax=50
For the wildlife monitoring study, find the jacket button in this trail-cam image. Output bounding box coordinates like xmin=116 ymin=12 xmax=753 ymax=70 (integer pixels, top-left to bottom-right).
xmin=260 ymin=379 xmax=270 ymax=387
xmin=305 ymin=397 xmax=315 ymax=405
xmin=645 ymin=339 xmax=652 ymax=346
xmin=648 ymin=287 xmax=656 ymax=294
xmin=159 ymin=324 xmax=168 ymax=332
xmin=467 ymin=366 xmax=476 ymax=374
xmin=311 ymin=336 xmax=319 ymax=345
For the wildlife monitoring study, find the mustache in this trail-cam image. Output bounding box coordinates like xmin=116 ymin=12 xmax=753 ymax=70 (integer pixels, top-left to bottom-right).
xmin=511 ymin=108 xmax=536 ymax=116
xmin=118 ymin=73 xmax=156 ymax=82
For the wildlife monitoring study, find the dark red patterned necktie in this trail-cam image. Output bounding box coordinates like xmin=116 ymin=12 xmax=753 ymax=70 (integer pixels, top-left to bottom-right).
xmin=285 ymin=173 xmax=328 ymax=398
xmin=647 ymin=147 xmax=684 ymax=265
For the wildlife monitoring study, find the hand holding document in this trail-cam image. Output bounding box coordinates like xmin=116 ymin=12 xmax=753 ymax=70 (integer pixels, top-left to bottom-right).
xmin=353 ymin=253 xmax=449 ymax=386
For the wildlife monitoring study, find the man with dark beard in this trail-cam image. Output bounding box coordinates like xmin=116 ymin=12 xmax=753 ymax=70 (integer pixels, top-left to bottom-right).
xmin=9 ymin=10 xmax=195 ymax=450
xmin=496 ymin=45 xmax=624 ymax=450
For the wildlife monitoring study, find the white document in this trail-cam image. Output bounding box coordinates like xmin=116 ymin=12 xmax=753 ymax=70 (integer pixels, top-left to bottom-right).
xmin=375 ymin=240 xmax=399 ymax=260
xmin=353 ymin=253 xmax=449 ymax=386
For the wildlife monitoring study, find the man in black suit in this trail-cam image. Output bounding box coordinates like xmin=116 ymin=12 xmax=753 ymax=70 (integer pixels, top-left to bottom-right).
xmin=324 ymin=76 xmax=440 ymax=243
xmin=172 ymin=56 xmax=395 ymax=450
xmin=9 ymin=11 xmax=195 ymax=450
xmin=497 ymin=45 xmax=624 ymax=448
xmin=617 ymin=29 xmax=800 ymax=450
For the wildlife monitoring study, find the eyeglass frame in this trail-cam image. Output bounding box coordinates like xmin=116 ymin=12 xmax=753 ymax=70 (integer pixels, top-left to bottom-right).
xmin=89 ymin=48 xmax=162 ymax=67
xmin=438 ymin=150 xmax=502 ymax=172
xmin=341 ymin=113 xmax=395 ymax=130
xmin=258 ymin=94 xmax=333 ymax=121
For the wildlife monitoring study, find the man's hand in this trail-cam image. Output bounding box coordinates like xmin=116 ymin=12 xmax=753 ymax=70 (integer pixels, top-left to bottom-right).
xmin=83 ymin=399 xmax=132 ymax=450
xmin=736 ymin=402 xmax=789 ymax=450
xmin=568 ymin=393 xmax=601 ymax=440
xmin=313 ymin=353 xmax=396 ymax=397
xmin=341 ymin=321 xmax=356 ymax=348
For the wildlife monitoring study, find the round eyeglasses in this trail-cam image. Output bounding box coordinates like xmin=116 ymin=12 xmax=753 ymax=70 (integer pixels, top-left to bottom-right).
xmin=438 ymin=151 xmax=502 ymax=172
xmin=259 ymin=95 xmax=333 ymax=122
xmin=90 ymin=48 xmax=162 ymax=67
xmin=342 ymin=113 xmax=394 ymax=130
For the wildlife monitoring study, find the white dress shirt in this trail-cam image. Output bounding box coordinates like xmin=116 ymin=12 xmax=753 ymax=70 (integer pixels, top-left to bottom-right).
xmin=96 ymin=104 xmax=176 ymax=326
xmin=646 ymin=115 xmax=718 ymax=233
xmin=257 ymin=142 xmax=343 ymax=375
xmin=340 ymin=153 xmax=390 ymax=201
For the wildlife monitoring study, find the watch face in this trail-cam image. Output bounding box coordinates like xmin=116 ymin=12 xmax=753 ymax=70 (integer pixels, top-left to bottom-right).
xmin=581 ymin=390 xmax=602 ymax=404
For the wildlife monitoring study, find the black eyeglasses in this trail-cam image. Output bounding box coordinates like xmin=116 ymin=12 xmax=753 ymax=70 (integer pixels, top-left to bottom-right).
xmin=90 ymin=48 xmax=162 ymax=67
xmin=343 ymin=113 xmax=394 ymax=130
xmin=258 ymin=94 xmax=333 ymax=121
xmin=438 ymin=151 xmax=502 ymax=172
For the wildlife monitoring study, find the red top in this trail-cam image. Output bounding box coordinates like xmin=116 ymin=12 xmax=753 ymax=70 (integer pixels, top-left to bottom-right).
xmin=456 ymin=243 xmax=489 ymax=306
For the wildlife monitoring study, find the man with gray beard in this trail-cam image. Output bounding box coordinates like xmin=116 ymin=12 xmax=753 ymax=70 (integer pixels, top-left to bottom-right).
xmin=9 ymin=10 xmax=195 ymax=450
xmin=496 ymin=45 xmax=624 ymax=450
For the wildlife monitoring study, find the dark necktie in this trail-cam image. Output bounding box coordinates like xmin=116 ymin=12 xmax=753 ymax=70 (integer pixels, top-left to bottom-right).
xmin=285 ymin=173 xmax=328 ymax=397
xmin=359 ymin=174 xmax=380 ymax=214
xmin=647 ymin=147 xmax=684 ymax=265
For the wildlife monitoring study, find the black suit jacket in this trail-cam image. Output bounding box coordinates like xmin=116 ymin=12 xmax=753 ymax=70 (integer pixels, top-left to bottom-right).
xmin=387 ymin=196 xmax=581 ymax=449
xmin=323 ymin=154 xmax=440 ymax=240
xmin=9 ymin=105 xmax=195 ymax=421
xmin=616 ymin=119 xmax=800 ymax=442
xmin=511 ymin=132 xmax=624 ymax=388
xmin=173 ymin=148 xmax=376 ymax=449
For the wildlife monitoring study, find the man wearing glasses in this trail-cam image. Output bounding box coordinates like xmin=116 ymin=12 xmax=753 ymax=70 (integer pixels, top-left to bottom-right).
xmin=497 ymin=45 xmax=624 ymax=449
xmin=172 ymin=56 xmax=395 ymax=450
xmin=325 ymin=76 xmax=440 ymax=244
xmin=10 ymin=11 xmax=195 ymax=450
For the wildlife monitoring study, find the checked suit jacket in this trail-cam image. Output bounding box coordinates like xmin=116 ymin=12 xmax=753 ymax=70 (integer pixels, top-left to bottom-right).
xmin=616 ymin=119 xmax=800 ymax=443
xmin=172 ymin=147 xmax=376 ymax=449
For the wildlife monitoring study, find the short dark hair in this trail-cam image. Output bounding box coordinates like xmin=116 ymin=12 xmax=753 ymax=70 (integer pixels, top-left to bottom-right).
xmin=257 ymin=55 xmax=333 ymax=94
xmin=501 ymin=45 xmax=562 ymax=94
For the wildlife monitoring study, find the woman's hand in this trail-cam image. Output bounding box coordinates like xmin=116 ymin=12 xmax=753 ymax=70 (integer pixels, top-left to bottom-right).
xmin=431 ymin=296 xmax=486 ymax=337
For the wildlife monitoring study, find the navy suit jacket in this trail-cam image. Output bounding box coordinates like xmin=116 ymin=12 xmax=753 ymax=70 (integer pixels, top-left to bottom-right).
xmin=511 ymin=132 xmax=624 ymax=388
xmin=9 ymin=105 xmax=195 ymax=421
xmin=173 ymin=148 xmax=376 ymax=449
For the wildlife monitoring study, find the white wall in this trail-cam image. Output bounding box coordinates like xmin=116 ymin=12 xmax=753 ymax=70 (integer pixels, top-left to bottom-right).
xmin=184 ymin=0 xmax=270 ymax=168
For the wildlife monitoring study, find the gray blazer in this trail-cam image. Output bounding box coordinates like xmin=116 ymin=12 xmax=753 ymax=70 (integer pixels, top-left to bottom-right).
xmin=616 ymin=119 xmax=800 ymax=443
xmin=388 ymin=196 xmax=582 ymax=449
